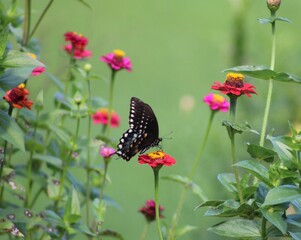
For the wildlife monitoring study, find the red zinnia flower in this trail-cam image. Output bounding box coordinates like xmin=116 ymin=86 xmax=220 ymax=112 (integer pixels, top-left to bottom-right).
xmin=3 ymin=83 xmax=33 ymax=109
xmin=92 ymin=108 xmax=120 ymax=128
xmin=139 ymin=200 xmax=164 ymax=222
xmin=100 ymin=49 xmax=132 ymax=72
xmin=211 ymin=73 xmax=256 ymax=97
xmin=138 ymin=150 xmax=176 ymax=168
xmin=63 ymin=31 xmax=91 ymax=59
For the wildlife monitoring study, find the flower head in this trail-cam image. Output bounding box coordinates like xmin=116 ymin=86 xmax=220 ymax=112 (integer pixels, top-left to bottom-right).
xmin=3 ymin=83 xmax=33 ymax=109
xmin=63 ymin=31 xmax=91 ymax=59
xmin=100 ymin=49 xmax=132 ymax=72
xmin=92 ymin=108 xmax=120 ymax=127
xmin=138 ymin=150 xmax=176 ymax=168
xmin=100 ymin=146 xmax=116 ymax=158
xmin=211 ymin=73 xmax=256 ymax=98
xmin=267 ymin=0 xmax=281 ymax=13
xmin=139 ymin=200 xmax=164 ymax=222
xmin=203 ymin=93 xmax=230 ymax=112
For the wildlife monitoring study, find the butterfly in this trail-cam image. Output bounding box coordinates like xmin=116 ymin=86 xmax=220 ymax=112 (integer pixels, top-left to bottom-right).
xmin=116 ymin=97 xmax=162 ymax=161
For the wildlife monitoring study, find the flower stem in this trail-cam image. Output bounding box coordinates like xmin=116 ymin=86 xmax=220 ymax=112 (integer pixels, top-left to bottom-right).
xmin=98 ymin=159 xmax=109 ymax=207
xmin=140 ymin=223 xmax=149 ymax=240
xmin=105 ymin=70 xmax=116 ymax=141
xmin=25 ymin=109 xmax=40 ymax=208
xmin=29 ymin=0 xmax=54 ymax=39
xmin=86 ymin=75 xmax=92 ymax=227
xmin=168 ymin=111 xmax=213 ymax=239
xmin=229 ymin=96 xmax=244 ymax=204
xmin=261 ymin=217 xmax=268 ymax=240
xmin=54 ymin=114 xmax=81 ymax=211
xmin=153 ymin=167 xmax=163 ymax=240
xmin=22 ymin=0 xmax=31 ymax=47
xmin=259 ymin=12 xmax=276 ymax=147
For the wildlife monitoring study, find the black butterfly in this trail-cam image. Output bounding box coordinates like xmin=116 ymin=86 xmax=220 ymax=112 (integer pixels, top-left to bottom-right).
xmin=116 ymin=97 xmax=162 ymax=161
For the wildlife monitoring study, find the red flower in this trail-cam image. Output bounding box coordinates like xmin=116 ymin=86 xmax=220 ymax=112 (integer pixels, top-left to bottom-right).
xmin=138 ymin=150 xmax=176 ymax=168
xmin=3 ymin=84 xmax=33 ymax=109
xmin=139 ymin=200 xmax=164 ymax=222
xmin=100 ymin=49 xmax=132 ymax=72
xmin=92 ymin=108 xmax=120 ymax=128
xmin=211 ymin=73 xmax=256 ymax=97
xmin=63 ymin=31 xmax=91 ymax=59
xmin=31 ymin=66 xmax=45 ymax=76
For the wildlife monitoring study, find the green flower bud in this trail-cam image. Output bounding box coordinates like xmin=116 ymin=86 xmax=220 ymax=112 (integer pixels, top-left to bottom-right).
xmin=267 ymin=0 xmax=281 ymax=13
xmin=83 ymin=63 xmax=92 ymax=73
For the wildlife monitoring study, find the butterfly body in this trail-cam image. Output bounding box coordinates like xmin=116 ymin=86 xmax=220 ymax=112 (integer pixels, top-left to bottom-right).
xmin=116 ymin=97 xmax=162 ymax=161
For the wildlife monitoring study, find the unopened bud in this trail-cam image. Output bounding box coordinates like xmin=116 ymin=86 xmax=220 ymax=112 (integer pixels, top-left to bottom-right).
xmin=83 ymin=63 xmax=92 ymax=73
xmin=267 ymin=0 xmax=281 ymax=13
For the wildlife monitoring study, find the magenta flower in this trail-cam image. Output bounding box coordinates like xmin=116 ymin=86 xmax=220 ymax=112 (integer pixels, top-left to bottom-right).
xmin=63 ymin=31 xmax=91 ymax=59
xmin=100 ymin=146 xmax=116 ymax=158
xmin=203 ymin=93 xmax=230 ymax=112
xmin=139 ymin=200 xmax=164 ymax=222
xmin=100 ymin=49 xmax=132 ymax=72
xmin=92 ymin=108 xmax=120 ymax=128
xmin=31 ymin=66 xmax=46 ymax=76
xmin=64 ymin=44 xmax=92 ymax=59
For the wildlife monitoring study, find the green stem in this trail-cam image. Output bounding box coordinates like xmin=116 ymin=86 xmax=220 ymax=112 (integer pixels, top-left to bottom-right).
xmin=261 ymin=217 xmax=268 ymax=240
xmin=153 ymin=167 xmax=163 ymax=240
xmin=22 ymin=0 xmax=31 ymax=47
xmin=30 ymin=187 xmax=43 ymax=208
xmin=29 ymin=0 xmax=54 ymax=39
xmin=55 ymin=115 xmax=81 ymax=210
xmin=105 ymin=70 xmax=116 ymax=142
xmin=140 ymin=223 xmax=149 ymax=240
xmin=86 ymin=77 xmax=92 ymax=227
xmin=259 ymin=12 xmax=276 ymax=147
xmin=98 ymin=159 xmax=109 ymax=206
xmin=229 ymin=97 xmax=244 ymax=204
xmin=25 ymin=109 xmax=40 ymax=208
xmin=0 ymin=106 xmax=13 ymax=203
xmin=168 ymin=111 xmax=214 ymax=239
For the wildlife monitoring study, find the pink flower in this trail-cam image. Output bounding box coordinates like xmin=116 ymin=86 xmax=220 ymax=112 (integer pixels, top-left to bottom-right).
xmin=31 ymin=66 xmax=46 ymax=76
xmin=92 ymin=108 xmax=120 ymax=128
xmin=100 ymin=146 xmax=116 ymax=158
xmin=63 ymin=31 xmax=91 ymax=59
xmin=203 ymin=93 xmax=230 ymax=112
xmin=138 ymin=151 xmax=176 ymax=168
xmin=139 ymin=200 xmax=164 ymax=222
xmin=100 ymin=49 xmax=132 ymax=72
xmin=64 ymin=44 xmax=92 ymax=59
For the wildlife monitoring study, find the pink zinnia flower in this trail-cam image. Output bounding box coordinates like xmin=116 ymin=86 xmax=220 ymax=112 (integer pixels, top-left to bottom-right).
xmin=100 ymin=146 xmax=116 ymax=158
xmin=138 ymin=150 xmax=176 ymax=168
xmin=92 ymin=108 xmax=120 ymax=128
xmin=63 ymin=31 xmax=91 ymax=59
xmin=31 ymin=66 xmax=46 ymax=76
xmin=100 ymin=49 xmax=132 ymax=72
xmin=139 ymin=200 xmax=164 ymax=222
xmin=211 ymin=73 xmax=256 ymax=98
xmin=203 ymin=93 xmax=230 ymax=112
xmin=64 ymin=44 xmax=92 ymax=59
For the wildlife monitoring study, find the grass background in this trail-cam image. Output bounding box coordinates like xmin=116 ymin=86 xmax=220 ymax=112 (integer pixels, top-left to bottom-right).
xmin=17 ymin=0 xmax=301 ymax=239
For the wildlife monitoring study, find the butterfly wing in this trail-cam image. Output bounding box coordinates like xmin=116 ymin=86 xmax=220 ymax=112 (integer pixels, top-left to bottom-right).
xmin=116 ymin=97 xmax=161 ymax=161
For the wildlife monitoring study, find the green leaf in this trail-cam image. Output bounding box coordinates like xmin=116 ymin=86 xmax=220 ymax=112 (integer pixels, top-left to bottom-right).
xmin=49 ymin=125 xmax=72 ymax=149
xmin=263 ymin=185 xmax=301 ymax=206
xmin=163 ymin=174 xmax=208 ymax=201
xmin=0 ymin=50 xmax=44 ymax=68
xmin=0 ymin=67 xmax=34 ymax=90
xmin=98 ymin=229 xmax=124 ymax=239
xmin=0 ymin=218 xmax=24 ymax=237
xmin=273 ymin=72 xmax=301 ymax=84
xmin=247 ymin=143 xmax=278 ymax=163
xmin=0 ymin=25 xmax=9 ymax=58
xmin=64 ymin=187 xmax=81 ymax=224
xmin=208 ymin=219 xmax=261 ymax=237
xmin=275 ymin=17 xmax=292 ymax=23
xmin=217 ymin=173 xmax=237 ymax=194
xmin=234 ymin=160 xmax=272 ymax=187
xmin=224 ymin=65 xmax=275 ymax=80
xmin=42 ymin=210 xmax=65 ymax=228
xmin=175 ymin=225 xmax=198 ymax=238
xmin=267 ymin=135 xmax=293 ymax=163
xmin=258 ymin=17 xmax=291 ymax=24
xmin=47 ymin=177 xmax=61 ymax=200
xmin=258 ymin=18 xmax=273 ymax=24
xmin=0 ymin=110 xmax=25 ymax=151
xmin=222 ymin=121 xmax=259 ymax=135
xmin=33 ymin=154 xmax=62 ymax=168
xmin=260 ymin=207 xmax=287 ymax=234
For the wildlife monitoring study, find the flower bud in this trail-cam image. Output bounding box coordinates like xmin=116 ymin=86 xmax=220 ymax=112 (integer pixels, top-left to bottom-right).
xmin=83 ymin=63 xmax=92 ymax=73
xmin=267 ymin=0 xmax=281 ymax=13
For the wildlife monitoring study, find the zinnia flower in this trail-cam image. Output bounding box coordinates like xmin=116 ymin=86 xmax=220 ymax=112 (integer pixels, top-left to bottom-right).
xmin=138 ymin=150 xmax=176 ymax=168
xmin=3 ymin=83 xmax=33 ymax=109
xmin=203 ymin=93 xmax=230 ymax=112
xmin=211 ymin=72 xmax=256 ymax=97
xmin=100 ymin=49 xmax=132 ymax=72
xmin=100 ymin=146 xmax=116 ymax=158
xmin=63 ymin=31 xmax=91 ymax=59
xmin=139 ymin=200 xmax=164 ymax=222
xmin=92 ymin=108 xmax=120 ymax=127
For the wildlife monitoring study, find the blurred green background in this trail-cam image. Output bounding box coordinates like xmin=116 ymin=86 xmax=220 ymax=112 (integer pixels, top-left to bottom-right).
xmin=19 ymin=0 xmax=301 ymax=239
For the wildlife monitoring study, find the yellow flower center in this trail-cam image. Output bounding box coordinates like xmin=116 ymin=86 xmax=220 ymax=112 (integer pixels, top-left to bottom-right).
xmin=113 ymin=49 xmax=125 ymax=58
xmin=212 ymin=94 xmax=225 ymax=103
xmin=18 ymin=83 xmax=25 ymax=89
xmin=226 ymin=72 xmax=244 ymax=83
xmin=147 ymin=150 xmax=165 ymax=160
xmin=27 ymin=53 xmax=37 ymax=59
